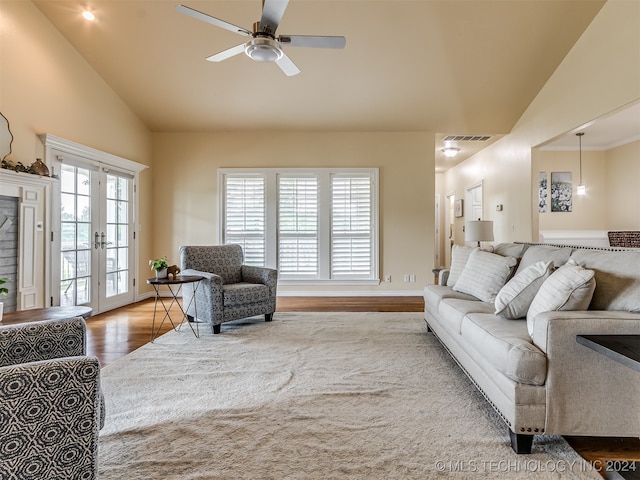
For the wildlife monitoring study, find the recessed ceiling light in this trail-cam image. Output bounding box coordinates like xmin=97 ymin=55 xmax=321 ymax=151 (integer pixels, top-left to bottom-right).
xmin=82 ymin=10 xmax=96 ymax=21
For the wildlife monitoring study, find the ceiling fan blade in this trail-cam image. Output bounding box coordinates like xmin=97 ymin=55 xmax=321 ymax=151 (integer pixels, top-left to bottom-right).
xmin=260 ymin=0 xmax=289 ymax=35
xmin=276 ymin=53 xmax=301 ymax=76
xmin=278 ymin=35 xmax=346 ymax=49
xmin=175 ymin=5 xmax=252 ymax=37
xmin=206 ymin=44 xmax=246 ymax=62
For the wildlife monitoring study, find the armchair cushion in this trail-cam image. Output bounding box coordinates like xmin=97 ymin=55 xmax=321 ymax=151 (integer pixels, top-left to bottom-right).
xmin=224 ymin=283 xmax=271 ymax=307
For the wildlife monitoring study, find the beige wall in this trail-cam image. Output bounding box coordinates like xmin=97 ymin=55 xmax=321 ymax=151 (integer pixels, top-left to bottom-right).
xmin=537 ymin=149 xmax=608 ymax=230
xmin=151 ymin=132 xmax=435 ymax=293
xmin=605 ymin=140 xmax=640 ymax=229
xmin=537 ymin=141 xmax=640 ymax=231
xmin=439 ymin=0 xmax=640 ymax=257
xmin=0 ymin=1 xmax=153 ymax=294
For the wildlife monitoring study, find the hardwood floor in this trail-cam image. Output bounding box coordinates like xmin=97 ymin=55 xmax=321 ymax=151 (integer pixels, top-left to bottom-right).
xmin=87 ymin=296 xmax=638 ymax=477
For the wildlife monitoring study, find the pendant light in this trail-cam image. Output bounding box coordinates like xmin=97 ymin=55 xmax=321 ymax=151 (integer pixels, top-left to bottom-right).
xmin=576 ymin=132 xmax=586 ymax=195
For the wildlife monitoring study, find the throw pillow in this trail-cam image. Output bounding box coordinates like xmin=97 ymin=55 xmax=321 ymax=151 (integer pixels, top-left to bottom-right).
xmin=447 ymin=245 xmax=477 ymax=287
xmin=494 ymin=261 xmax=554 ymax=319
xmin=453 ymin=249 xmax=518 ymax=303
xmin=526 ymin=260 xmax=596 ymax=337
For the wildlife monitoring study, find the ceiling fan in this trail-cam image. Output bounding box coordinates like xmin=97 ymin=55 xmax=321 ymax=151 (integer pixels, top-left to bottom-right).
xmin=176 ymin=1 xmax=346 ymax=77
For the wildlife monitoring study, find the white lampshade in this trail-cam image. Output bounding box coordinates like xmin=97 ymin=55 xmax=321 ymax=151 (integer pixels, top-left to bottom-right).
xmin=465 ymin=220 xmax=494 ymax=246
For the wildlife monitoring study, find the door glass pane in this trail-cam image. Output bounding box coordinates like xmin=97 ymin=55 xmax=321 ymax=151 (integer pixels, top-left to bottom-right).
xmin=105 ymin=173 xmax=130 ymax=298
xmin=60 ymin=165 xmax=92 ymax=306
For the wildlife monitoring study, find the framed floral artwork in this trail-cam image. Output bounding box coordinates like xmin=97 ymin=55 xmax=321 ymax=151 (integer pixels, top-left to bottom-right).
xmin=550 ymin=172 xmax=572 ymax=212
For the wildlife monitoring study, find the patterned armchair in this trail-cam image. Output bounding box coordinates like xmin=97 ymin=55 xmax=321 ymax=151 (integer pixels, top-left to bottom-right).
xmin=0 ymin=317 xmax=104 ymax=479
xmin=180 ymin=244 xmax=278 ymax=334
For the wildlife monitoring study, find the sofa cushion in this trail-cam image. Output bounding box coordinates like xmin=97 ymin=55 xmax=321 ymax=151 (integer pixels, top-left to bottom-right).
xmin=461 ymin=313 xmax=547 ymax=385
xmin=495 ymin=261 xmax=554 ymax=319
xmin=526 ymin=261 xmax=596 ymax=337
xmin=424 ymin=285 xmax=478 ymax=314
xmin=223 ymin=283 xmax=270 ymax=306
xmin=569 ymin=249 xmax=640 ymax=312
xmin=493 ymin=242 xmax=528 ymax=259
xmin=453 ymin=249 xmax=517 ymax=303
xmin=438 ymin=298 xmax=495 ymax=336
xmin=515 ymin=245 xmax=572 ymax=275
xmin=447 ymin=245 xmax=477 ymax=287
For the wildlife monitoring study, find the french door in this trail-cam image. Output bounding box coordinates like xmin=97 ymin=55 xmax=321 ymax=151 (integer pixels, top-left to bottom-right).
xmin=54 ymin=156 xmax=135 ymax=313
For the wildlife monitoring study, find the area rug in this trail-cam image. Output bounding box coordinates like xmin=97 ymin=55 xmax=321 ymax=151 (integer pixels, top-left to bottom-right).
xmin=98 ymin=312 xmax=600 ymax=479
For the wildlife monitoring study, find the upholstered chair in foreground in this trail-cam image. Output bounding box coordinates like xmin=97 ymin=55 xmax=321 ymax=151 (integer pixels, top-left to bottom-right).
xmin=180 ymin=244 xmax=278 ymax=334
xmin=0 ymin=317 xmax=104 ymax=479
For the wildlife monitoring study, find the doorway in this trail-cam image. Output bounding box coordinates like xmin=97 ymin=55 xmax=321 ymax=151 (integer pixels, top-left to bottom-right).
xmin=42 ymin=134 xmax=146 ymax=314
xmin=57 ymin=160 xmax=134 ymax=312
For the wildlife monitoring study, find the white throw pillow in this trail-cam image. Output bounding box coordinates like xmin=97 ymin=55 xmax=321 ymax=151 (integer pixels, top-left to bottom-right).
xmin=526 ymin=260 xmax=596 ymax=337
xmin=447 ymin=245 xmax=477 ymax=287
xmin=495 ymin=261 xmax=554 ymax=319
xmin=453 ymin=249 xmax=517 ymax=303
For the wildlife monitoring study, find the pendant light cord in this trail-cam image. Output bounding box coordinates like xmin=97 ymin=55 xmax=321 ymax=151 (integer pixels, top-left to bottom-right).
xmin=577 ymin=132 xmax=584 ymax=184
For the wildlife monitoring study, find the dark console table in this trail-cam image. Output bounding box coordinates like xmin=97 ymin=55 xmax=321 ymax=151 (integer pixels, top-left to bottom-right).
xmin=576 ymin=335 xmax=640 ymax=373
xmin=1 ymin=305 xmax=92 ymax=326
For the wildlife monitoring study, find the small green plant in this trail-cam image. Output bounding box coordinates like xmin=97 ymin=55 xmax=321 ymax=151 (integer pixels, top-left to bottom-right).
xmin=149 ymin=256 xmax=168 ymax=272
xmin=0 ymin=278 xmax=8 ymax=295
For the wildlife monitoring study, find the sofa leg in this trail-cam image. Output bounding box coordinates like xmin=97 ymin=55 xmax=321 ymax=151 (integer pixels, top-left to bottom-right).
xmin=265 ymin=313 xmax=273 ymax=322
xmin=213 ymin=324 xmax=221 ymax=334
xmin=509 ymin=430 xmax=533 ymax=454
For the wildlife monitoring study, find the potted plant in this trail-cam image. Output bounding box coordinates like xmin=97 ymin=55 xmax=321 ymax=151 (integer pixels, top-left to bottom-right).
xmin=149 ymin=256 xmax=169 ymax=279
xmin=0 ymin=278 xmax=8 ymax=322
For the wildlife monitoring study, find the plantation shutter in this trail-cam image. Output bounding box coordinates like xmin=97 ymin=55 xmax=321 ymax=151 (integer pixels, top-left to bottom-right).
xmin=223 ymin=175 xmax=266 ymax=266
xmin=331 ymin=175 xmax=373 ymax=278
xmin=278 ymin=176 xmax=319 ymax=278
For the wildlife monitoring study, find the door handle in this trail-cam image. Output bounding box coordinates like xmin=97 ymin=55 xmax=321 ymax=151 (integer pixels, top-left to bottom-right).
xmin=94 ymin=232 xmax=100 ymax=249
xmin=100 ymin=232 xmax=114 ymax=249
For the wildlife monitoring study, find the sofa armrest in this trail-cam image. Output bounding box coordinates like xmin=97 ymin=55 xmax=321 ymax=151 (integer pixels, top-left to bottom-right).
xmin=0 ymin=356 xmax=103 ymax=477
xmin=530 ymin=310 xmax=640 ymax=436
xmin=0 ymin=317 xmax=87 ymax=368
xmin=530 ymin=310 xmax=640 ymax=354
xmin=437 ymin=269 xmax=450 ymax=286
xmin=241 ymin=265 xmax=278 ymax=295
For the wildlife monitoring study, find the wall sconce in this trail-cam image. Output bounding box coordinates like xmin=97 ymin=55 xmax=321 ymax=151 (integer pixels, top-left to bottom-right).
xmin=576 ymin=132 xmax=586 ymax=195
xmin=465 ymin=220 xmax=494 ymax=247
xmin=441 ymin=147 xmax=460 ymax=158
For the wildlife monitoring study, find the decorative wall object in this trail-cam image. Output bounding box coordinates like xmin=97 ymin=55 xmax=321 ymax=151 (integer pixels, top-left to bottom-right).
xmin=538 ymin=172 xmax=547 ymax=213
xmin=454 ymin=199 xmax=463 ymax=217
xmin=550 ymin=172 xmax=572 ymax=212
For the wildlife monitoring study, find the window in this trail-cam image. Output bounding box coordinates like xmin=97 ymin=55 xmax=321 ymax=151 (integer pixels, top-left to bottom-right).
xmin=220 ymin=168 xmax=378 ymax=284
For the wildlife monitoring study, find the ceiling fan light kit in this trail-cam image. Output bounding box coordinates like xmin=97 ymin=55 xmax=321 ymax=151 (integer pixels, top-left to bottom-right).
xmin=245 ymin=37 xmax=283 ymax=62
xmin=176 ymin=1 xmax=346 ymax=76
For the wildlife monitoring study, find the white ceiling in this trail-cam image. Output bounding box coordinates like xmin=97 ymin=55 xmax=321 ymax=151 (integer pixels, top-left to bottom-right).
xmin=33 ymin=0 xmax=608 ymax=170
xmin=539 ymin=101 xmax=640 ymax=151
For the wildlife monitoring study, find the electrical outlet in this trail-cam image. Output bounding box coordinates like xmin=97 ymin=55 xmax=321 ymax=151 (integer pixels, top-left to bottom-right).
xmin=384 ymin=275 xmax=392 ymax=282
xmin=409 ymin=274 xmax=416 ymax=282
xmin=403 ymin=274 xmax=410 ymax=282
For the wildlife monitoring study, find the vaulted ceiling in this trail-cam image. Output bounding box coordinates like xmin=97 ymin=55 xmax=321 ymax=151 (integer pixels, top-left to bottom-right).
xmin=33 ymin=0 xmax=605 ymax=168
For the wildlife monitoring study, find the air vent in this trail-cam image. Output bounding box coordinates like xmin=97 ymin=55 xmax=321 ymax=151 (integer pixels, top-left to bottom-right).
xmin=444 ymin=135 xmax=492 ymax=142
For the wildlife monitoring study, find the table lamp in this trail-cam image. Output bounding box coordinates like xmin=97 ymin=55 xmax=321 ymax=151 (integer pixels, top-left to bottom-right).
xmin=465 ymin=220 xmax=494 ymax=248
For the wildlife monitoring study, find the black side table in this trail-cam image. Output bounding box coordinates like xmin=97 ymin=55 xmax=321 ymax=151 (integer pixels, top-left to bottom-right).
xmin=146 ymin=275 xmax=204 ymax=342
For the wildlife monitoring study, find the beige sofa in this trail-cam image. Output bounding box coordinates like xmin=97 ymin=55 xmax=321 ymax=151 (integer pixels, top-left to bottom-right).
xmin=423 ymin=242 xmax=640 ymax=453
